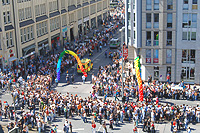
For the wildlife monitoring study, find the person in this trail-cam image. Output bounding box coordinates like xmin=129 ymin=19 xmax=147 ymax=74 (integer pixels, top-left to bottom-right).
xmin=63 ymin=124 xmax=68 ymax=133
xmin=105 ymin=50 xmax=107 ymax=58
xmin=54 ymin=125 xmax=57 ymax=133
xmin=187 ymin=127 xmax=191 ymax=133
xmin=102 ymin=121 xmax=107 ymax=133
xmin=69 ymin=122 xmax=72 ymax=133
xmin=133 ymin=126 xmax=138 ymax=133
xmin=66 ymin=74 xmax=70 ymax=84
xmin=82 ymin=75 xmax=86 ymax=84
xmin=92 ymin=121 xmax=96 ymax=133
xmin=71 ymin=75 xmax=74 ymax=84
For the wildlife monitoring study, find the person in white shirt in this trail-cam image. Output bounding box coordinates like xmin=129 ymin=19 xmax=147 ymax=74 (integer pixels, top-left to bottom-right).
xmin=82 ymin=75 xmax=86 ymax=84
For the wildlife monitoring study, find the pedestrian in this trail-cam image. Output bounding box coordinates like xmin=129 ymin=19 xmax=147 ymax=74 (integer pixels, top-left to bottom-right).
xmin=53 ymin=125 xmax=57 ymax=133
xmin=63 ymin=124 xmax=68 ymax=133
xmin=92 ymin=121 xmax=96 ymax=133
xmin=102 ymin=121 xmax=107 ymax=133
xmin=187 ymin=127 xmax=191 ymax=133
xmin=69 ymin=122 xmax=72 ymax=133
xmin=82 ymin=75 xmax=86 ymax=84
xmin=71 ymin=75 xmax=74 ymax=84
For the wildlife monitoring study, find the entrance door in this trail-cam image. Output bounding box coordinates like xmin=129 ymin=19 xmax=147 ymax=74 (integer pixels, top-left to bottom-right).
xmin=70 ymin=28 xmax=74 ymax=41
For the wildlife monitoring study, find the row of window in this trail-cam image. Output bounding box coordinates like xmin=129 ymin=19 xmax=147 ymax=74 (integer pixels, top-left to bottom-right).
xmin=146 ymin=13 xmax=172 ymax=29
xmin=146 ymin=49 xmax=172 ymax=64
xmin=183 ymin=0 xmax=198 ymax=10
xmin=50 ymin=17 xmax=60 ymax=32
xmin=146 ymin=31 xmax=172 ymax=46
xmin=18 ymin=7 xmax=32 ymax=21
xmin=2 ymin=0 xmax=10 ymax=5
xmin=146 ymin=0 xmax=160 ymax=10
xmin=20 ymin=26 xmax=34 ymax=44
xmin=36 ymin=21 xmax=48 ymax=38
xmin=3 ymin=11 xmax=11 ymax=25
xmin=153 ymin=66 xmax=172 ymax=81
xmin=35 ymin=4 xmax=46 ymax=17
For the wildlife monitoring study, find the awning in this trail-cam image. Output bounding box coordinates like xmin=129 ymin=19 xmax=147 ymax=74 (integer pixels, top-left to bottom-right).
xmin=8 ymin=57 xmax=17 ymax=62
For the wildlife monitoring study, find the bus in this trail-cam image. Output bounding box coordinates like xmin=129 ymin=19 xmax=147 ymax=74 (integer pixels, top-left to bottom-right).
xmin=109 ymin=38 xmax=120 ymax=48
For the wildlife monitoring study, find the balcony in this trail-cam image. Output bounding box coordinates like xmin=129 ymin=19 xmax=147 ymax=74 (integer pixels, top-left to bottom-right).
xmin=153 ymin=40 xmax=159 ymax=46
xmin=146 ymin=22 xmax=151 ymax=28
xmin=146 ymin=40 xmax=151 ymax=46
xmin=154 ymin=22 xmax=159 ymax=28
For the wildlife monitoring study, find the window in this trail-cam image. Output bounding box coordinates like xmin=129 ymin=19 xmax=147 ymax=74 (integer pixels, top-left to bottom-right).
xmin=167 ymin=31 xmax=172 ymax=46
xmin=146 ymin=0 xmax=152 ymax=10
xmin=27 ymin=27 xmax=30 ymax=40
xmin=192 ymin=0 xmax=198 ymax=10
xmin=154 ymin=14 xmax=159 ymax=28
xmin=182 ymin=50 xmax=195 ymax=63
xmin=154 ymin=67 xmax=159 ymax=80
xmin=167 ymin=13 xmax=172 ymax=28
xmin=146 ymin=13 xmax=151 ymax=28
xmin=10 ymin=32 xmax=13 ymax=46
xmin=146 ymin=32 xmax=151 ymax=46
xmin=146 ymin=49 xmax=151 ymax=63
xmin=61 ymin=0 xmax=65 ymax=9
xmin=181 ymin=67 xmax=195 ymax=80
xmin=50 ymin=17 xmax=60 ymax=32
xmin=3 ymin=12 xmax=6 ymax=24
xmin=167 ymin=0 xmax=173 ymax=10
xmin=182 ymin=13 xmax=197 ymax=28
xmin=20 ymin=26 xmax=34 ymax=43
xmin=7 ymin=11 xmax=10 ymax=23
xmin=153 ymin=49 xmax=159 ymax=63
xmin=24 ymin=28 xmax=26 ymax=42
xmin=183 ymin=0 xmax=188 ymax=10
xmin=182 ymin=31 xmax=196 ymax=41
xmin=154 ymin=32 xmax=159 ymax=46
xmin=166 ymin=66 xmax=171 ymax=80
xmin=154 ymin=0 xmax=159 ymax=10
xmin=6 ymin=33 xmax=9 ymax=48
xmin=166 ymin=49 xmax=172 ymax=64
xmin=2 ymin=0 xmax=9 ymax=5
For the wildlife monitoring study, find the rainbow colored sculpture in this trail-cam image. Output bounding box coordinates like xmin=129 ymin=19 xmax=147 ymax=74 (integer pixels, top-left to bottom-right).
xmin=134 ymin=57 xmax=143 ymax=101
xmin=57 ymin=50 xmax=87 ymax=80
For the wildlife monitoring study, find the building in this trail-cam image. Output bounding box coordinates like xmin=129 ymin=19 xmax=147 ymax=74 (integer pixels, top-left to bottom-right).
xmin=126 ymin=0 xmax=176 ymax=82
xmin=176 ymin=0 xmax=199 ymax=84
xmin=0 ymin=0 xmax=110 ymax=69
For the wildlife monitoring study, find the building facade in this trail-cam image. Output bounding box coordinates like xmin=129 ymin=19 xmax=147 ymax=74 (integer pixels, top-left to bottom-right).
xmin=126 ymin=0 xmax=176 ymax=82
xmin=0 ymin=0 xmax=109 ymax=69
xmin=176 ymin=0 xmax=200 ymax=84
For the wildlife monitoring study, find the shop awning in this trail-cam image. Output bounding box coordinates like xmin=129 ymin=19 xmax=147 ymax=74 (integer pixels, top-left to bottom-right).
xmin=8 ymin=57 xmax=17 ymax=62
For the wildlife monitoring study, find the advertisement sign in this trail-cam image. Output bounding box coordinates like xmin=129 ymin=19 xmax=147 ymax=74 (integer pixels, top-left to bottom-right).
xmin=153 ymin=58 xmax=158 ymax=63
xmin=123 ymin=47 xmax=128 ymax=57
xmin=146 ymin=58 xmax=151 ymax=63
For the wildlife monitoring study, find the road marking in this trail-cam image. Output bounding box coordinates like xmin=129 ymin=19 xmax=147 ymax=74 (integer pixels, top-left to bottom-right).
xmin=73 ymin=128 xmax=84 ymax=131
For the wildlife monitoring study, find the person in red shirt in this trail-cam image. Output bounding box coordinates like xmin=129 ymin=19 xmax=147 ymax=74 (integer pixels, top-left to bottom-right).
xmin=92 ymin=121 xmax=96 ymax=133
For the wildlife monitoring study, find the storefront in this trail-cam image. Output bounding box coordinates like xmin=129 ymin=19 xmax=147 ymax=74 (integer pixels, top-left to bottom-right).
xmin=78 ymin=19 xmax=82 ymax=37
xmin=51 ymin=33 xmax=60 ymax=50
xmin=38 ymin=39 xmax=49 ymax=56
xmin=97 ymin=15 xmax=102 ymax=27
xmin=22 ymin=44 xmax=36 ymax=63
xmin=83 ymin=17 xmax=89 ymax=35
xmin=91 ymin=17 xmax=96 ymax=29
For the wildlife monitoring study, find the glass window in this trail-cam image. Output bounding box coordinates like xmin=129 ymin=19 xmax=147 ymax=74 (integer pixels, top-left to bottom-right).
xmin=146 ymin=49 xmax=151 ymax=63
xmin=183 ymin=0 xmax=188 ymax=10
xmin=27 ymin=27 xmax=30 ymax=40
xmin=167 ymin=13 xmax=172 ymax=28
xmin=10 ymin=32 xmax=13 ymax=46
xmin=166 ymin=49 xmax=172 ymax=64
xmin=30 ymin=26 xmax=33 ymax=39
xmin=191 ymin=32 xmax=196 ymax=40
xmin=6 ymin=33 xmax=9 ymax=48
xmin=146 ymin=32 xmax=151 ymax=46
xmin=20 ymin=29 xmax=23 ymax=43
xmin=167 ymin=31 xmax=172 ymax=46
xmin=154 ymin=32 xmax=159 ymax=46
xmin=146 ymin=0 xmax=152 ymax=10
xmin=7 ymin=11 xmax=10 ymax=23
xmin=24 ymin=28 xmax=26 ymax=42
xmin=154 ymin=0 xmax=159 ymax=10
xmin=153 ymin=49 xmax=159 ymax=63
xmin=167 ymin=0 xmax=173 ymax=10
xmin=154 ymin=14 xmax=159 ymax=28
xmin=193 ymin=0 xmax=197 ymax=4
xmin=192 ymin=14 xmax=197 ymax=28
xmin=3 ymin=12 xmax=6 ymax=24
xmin=146 ymin=13 xmax=151 ymax=28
